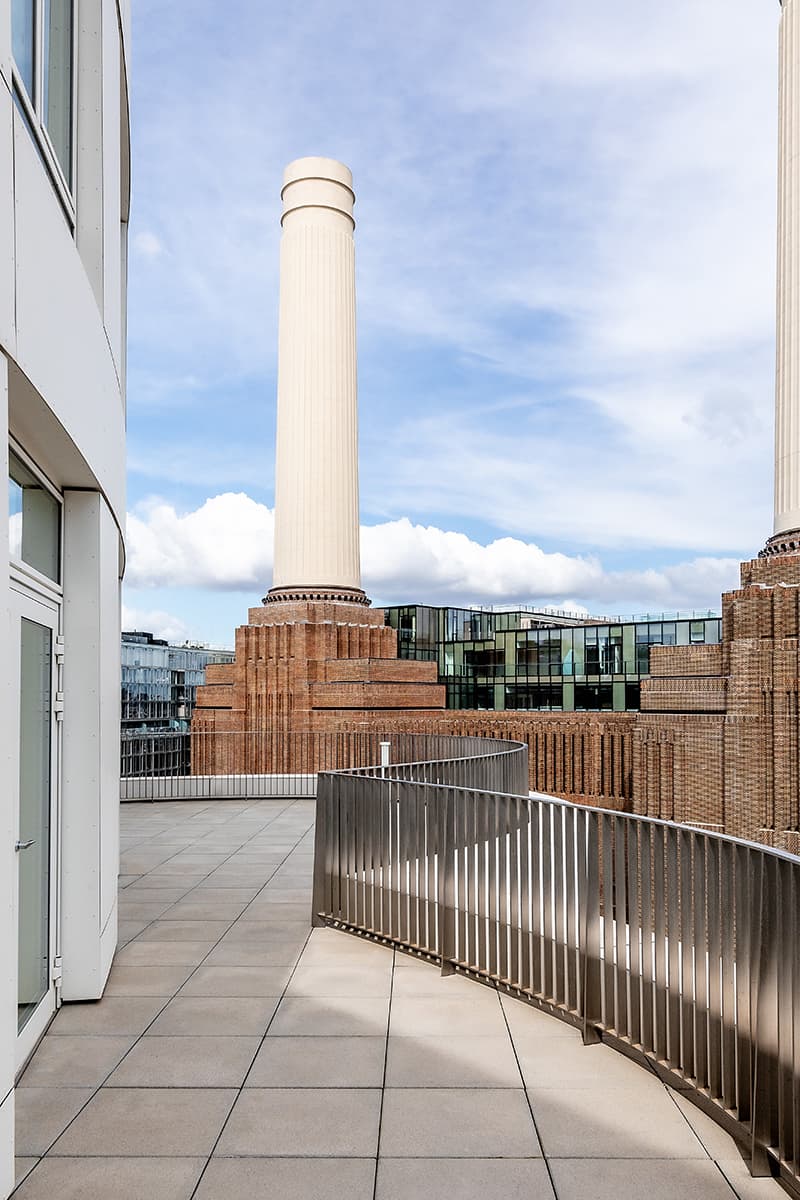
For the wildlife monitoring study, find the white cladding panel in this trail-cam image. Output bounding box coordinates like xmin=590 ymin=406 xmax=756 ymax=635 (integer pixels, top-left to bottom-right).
xmin=0 ymin=86 xmax=13 ymax=357
xmin=0 ymin=363 xmax=13 ymax=1197
xmin=13 ymin=117 xmax=125 ymax=521
xmin=60 ymin=492 xmax=120 ymax=999
xmin=102 ymin=0 xmax=123 ymax=374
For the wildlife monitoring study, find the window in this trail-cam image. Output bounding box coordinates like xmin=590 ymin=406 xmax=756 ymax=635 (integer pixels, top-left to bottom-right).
xmin=11 ymin=0 xmax=74 ymax=189
xmin=8 ymin=451 xmax=61 ymax=583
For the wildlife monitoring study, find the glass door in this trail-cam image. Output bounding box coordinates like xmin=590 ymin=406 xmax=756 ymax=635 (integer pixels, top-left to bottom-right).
xmin=12 ymin=585 xmax=60 ymax=1069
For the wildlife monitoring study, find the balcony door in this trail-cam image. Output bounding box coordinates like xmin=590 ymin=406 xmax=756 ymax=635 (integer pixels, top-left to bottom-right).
xmin=12 ymin=583 xmax=61 ymax=1070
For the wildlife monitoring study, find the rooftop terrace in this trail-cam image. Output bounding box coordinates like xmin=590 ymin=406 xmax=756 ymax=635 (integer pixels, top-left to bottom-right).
xmin=11 ymin=797 xmax=786 ymax=1200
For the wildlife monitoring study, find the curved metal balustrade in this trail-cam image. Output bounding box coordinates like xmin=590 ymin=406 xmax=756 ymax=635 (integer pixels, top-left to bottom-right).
xmin=312 ymin=734 xmax=800 ymax=1197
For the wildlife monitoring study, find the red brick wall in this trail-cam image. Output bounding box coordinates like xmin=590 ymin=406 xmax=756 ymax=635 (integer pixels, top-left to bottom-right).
xmin=193 ymin=558 xmax=800 ymax=849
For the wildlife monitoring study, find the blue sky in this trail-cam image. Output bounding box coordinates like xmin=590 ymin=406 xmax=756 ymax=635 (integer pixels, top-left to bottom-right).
xmin=124 ymin=0 xmax=779 ymax=648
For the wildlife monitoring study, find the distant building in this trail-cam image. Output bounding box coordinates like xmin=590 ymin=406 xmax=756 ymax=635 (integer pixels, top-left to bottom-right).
xmin=384 ymin=605 xmax=721 ymax=712
xmin=120 ymin=632 xmax=234 ymax=775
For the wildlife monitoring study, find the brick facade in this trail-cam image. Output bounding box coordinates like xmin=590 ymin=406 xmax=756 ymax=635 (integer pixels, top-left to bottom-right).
xmin=193 ymin=552 xmax=800 ymax=850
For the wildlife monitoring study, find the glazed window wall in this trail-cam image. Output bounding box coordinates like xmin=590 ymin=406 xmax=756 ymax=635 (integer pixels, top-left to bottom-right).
xmin=385 ymin=607 xmax=722 ymax=713
xmin=8 ymin=450 xmax=61 ymax=584
xmin=12 ymin=0 xmax=74 ymax=190
xmin=121 ymin=639 xmax=235 ymax=732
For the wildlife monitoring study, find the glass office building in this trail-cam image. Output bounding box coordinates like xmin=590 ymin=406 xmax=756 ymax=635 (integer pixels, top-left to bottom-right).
xmin=385 ymin=605 xmax=722 ymax=712
xmin=121 ymin=632 xmax=235 ymax=775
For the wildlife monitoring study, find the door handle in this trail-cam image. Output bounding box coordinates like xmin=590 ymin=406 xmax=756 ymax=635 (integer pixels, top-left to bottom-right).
xmin=15 ymin=839 xmax=36 ymax=851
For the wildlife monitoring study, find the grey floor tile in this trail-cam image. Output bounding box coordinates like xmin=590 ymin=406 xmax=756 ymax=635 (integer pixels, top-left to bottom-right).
xmin=148 ymin=995 xmax=279 ymax=1036
xmin=379 ymin=1088 xmax=540 ymax=1158
xmin=389 ymin=994 xmax=506 ymax=1037
xmin=117 ymin=901 xmax=175 ymax=921
xmin=113 ymin=940 xmax=213 ymax=967
xmin=179 ymin=965 xmax=292 ymax=996
xmin=246 ymin=1035 xmax=386 ymax=1087
xmin=189 ymin=887 xmax=264 ymax=902
xmin=300 ymin=931 xmax=394 ymax=966
xmin=222 ymin=920 xmax=311 ymax=941
xmin=716 ymin=1152 xmax=787 ymax=1198
xmin=51 ymin=1087 xmax=237 ymax=1156
xmin=239 ymin=903 xmax=310 ymax=921
xmin=107 ymin=1034 xmax=260 ymax=1087
xmin=14 ymin=1088 xmax=94 ymax=1155
xmin=10 ymin=1156 xmax=206 ymax=1199
xmin=48 ymin=997 xmax=166 ymax=1036
xmin=18 ymin=1036 xmax=136 ymax=1088
xmin=14 ymin=1159 xmax=39 ymax=1187
xmin=258 ymin=888 xmax=312 ymax=902
xmin=194 ymin=1157 xmax=375 ymax=1200
xmin=216 ymin=1087 xmax=381 ymax=1157
xmin=162 ymin=901 xmax=249 ymax=921
xmin=500 ymin=993 xmax=578 ymax=1040
xmin=668 ymin=1091 xmax=751 ymax=1161
xmin=269 ymin=996 xmax=389 ymax=1037
xmin=117 ymin=920 xmax=150 ymax=945
xmin=134 ymin=920 xmax=231 ymax=942
xmin=104 ymin=964 xmax=195 ymax=996
xmin=385 ymin=1035 xmax=520 ymax=1088
xmin=132 ymin=875 xmax=207 ymax=889
xmin=204 ymin=941 xmax=305 ymax=967
xmin=287 ymin=963 xmax=392 ymax=997
xmin=119 ymin=888 xmax=188 ymax=904
xmin=529 ymin=1085 xmax=707 ymax=1158
xmin=549 ymin=1159 xmax=738 ymax=1200
xmin=391 ymin=961 xmax=485 ymax=998
xmin=515 ymin=1035 xmax=657 ymax=1089
xmin=376 ymin=1158 xmax=555 ymax=1200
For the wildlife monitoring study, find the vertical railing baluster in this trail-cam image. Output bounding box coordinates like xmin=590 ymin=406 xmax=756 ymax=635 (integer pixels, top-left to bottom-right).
xmin=581 ymin=809 xmax=602 ymax=1045
xmin=720 ymin=839 xmax=737 ymax=1113
xmin=614 ymin=815 xmax=628 ymax=1039
xmin=531 ymin=798 xmax=543 ymax=997
xmin=706 ymin=837 xmax=722 ymax=1102
xmin=520 ymin=797 xmax=532 ymax=997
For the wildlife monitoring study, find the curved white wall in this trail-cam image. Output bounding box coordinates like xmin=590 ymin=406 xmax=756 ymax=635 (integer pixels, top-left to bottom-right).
xmin=0 ymin=1 xmax=130 ymax=1194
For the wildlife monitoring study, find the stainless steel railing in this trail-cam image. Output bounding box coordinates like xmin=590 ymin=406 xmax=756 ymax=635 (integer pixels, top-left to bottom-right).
xmin=313 ymin=739 xmax=800 ymax=1196
xmin=119 ymin=729 xmax=523 ymax=802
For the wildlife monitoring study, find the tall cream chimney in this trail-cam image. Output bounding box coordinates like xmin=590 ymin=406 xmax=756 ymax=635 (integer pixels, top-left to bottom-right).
xmin=773 ymin=1 xmax=800 ymax=544
xmin=266 ymin=156 xmax=369 ymax=605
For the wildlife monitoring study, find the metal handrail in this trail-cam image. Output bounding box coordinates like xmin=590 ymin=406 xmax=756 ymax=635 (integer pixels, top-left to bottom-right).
xmin=119 ymin=729 xmax=524 ymax=800
xmin=312 ymin=739 xmax=800 ymax=1196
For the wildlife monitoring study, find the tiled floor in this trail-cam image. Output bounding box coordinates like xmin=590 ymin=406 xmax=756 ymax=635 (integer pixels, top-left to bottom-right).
xmin=12 ymin=799 xmax=788 ymax=1199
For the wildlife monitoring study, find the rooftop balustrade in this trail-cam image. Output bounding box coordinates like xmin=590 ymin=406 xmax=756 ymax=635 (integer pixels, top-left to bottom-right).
xmin=313 ymin=734 xmax=800 ymax=1197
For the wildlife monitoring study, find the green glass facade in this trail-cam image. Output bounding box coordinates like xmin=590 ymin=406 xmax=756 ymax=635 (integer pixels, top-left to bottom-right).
xmin=384 ymin=605 xmax=721 ymax=712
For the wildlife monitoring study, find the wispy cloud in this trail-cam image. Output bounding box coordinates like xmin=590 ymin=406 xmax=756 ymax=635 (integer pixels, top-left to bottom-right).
xmin=125 ymin=493 xmax=740 ymax=617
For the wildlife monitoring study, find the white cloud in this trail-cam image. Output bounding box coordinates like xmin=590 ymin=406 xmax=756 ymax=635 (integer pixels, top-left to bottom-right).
xmin=126 ymin=494 xmax=273 ymax=589
xmin=125 ymin=493 xmax=741 ymax=615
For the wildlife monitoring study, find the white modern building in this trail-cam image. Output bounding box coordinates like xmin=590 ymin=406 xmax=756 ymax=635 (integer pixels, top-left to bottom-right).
xmin=0 ymin=0 xmax=130 ymax=1192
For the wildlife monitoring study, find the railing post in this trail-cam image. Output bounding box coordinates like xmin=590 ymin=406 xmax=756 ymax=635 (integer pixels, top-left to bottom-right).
xmin=581 ymin=809 xmax=602 ymax=1045
xmin=311 ymin=772 xmax=332 ymax=927
xmin=750 ymin=852 xmax=778 ymax=1178
xmin=439 ymin=786 xmax=457 ymax=975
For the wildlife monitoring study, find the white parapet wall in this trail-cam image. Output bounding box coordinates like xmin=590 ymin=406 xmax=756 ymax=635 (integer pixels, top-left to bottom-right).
xmin=120 ymin=774 xmax=318 ymax=801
